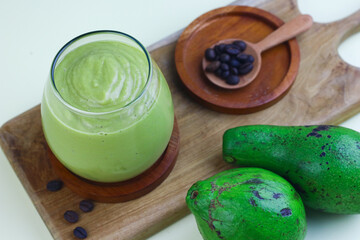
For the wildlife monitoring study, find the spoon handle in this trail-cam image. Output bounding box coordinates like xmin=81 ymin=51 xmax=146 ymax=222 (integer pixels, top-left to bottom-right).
xmin=256 ymin=14 xmax=313 ymax=52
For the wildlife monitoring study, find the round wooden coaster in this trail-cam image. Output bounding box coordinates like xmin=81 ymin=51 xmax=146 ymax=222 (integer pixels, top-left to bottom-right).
xmin=175 ymin=6 xmax=301 ymax=114
xmin=48 ymin=118 xmax=180 ymax=203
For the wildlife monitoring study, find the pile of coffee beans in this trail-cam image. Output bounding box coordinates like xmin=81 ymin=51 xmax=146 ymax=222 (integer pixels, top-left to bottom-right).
xmin=204 ymin=40 xmax=254 ymax=85
xmin=47 ymin=179 xmax=94 ymax=239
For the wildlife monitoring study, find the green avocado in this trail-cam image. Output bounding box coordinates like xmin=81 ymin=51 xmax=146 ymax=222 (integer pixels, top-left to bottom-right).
xmin=223 ymin=125 xmax=360 ymax=214
xmin=186 ymin=168 xmax=306 ymax=240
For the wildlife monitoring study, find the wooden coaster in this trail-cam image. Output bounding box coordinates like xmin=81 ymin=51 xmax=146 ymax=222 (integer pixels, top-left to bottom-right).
xmin=48 ymin=118 xmax=179 ymax=203
xmin=175 ymin=6 xmax=301 ymax=114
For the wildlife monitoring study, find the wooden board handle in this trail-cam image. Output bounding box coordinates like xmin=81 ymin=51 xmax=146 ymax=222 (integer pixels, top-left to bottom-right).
xmin=337 ymin=9 xmax=360 ymax=41
xmin=318 ymin=9 xmax=360 ymax=47
xmin=256 ymin=14 xmax=313 ymax=52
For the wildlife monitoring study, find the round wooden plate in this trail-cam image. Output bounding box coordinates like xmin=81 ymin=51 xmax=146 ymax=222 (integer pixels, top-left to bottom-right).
xmin=48 ymin=118 xmax=180 ymax=203
xmin=175 ymin=6 xmax=300 ymax=114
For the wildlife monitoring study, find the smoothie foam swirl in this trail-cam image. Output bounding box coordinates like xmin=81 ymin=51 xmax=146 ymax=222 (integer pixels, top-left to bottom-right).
xmin=54 ymin=41 xmax=148 ymax=112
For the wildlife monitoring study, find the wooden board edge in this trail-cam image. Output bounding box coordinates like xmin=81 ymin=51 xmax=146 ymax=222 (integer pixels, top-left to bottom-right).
xmin=324 ymin=103 xmax=360 ymax=125
xmin=0 ymin=105 xmax=58 ymax=240
xmin=134 ymin=208 xmax=191 ymax=240
xmin=147 ymin=30 xmax=183 ymax=52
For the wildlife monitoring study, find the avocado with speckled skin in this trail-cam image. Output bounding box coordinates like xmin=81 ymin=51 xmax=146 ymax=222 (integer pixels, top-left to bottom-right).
xmin=186 ymin=168 xmax=306 ymax=240
xmin=223 ymin=125 xmax=360 ymax=214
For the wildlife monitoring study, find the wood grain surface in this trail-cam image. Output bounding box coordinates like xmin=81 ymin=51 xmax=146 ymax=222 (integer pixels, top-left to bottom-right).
xmin=1 ymin=0 xmax=360 ymax=239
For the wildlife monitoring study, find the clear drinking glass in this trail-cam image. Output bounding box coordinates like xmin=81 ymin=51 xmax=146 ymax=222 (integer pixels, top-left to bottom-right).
xmin=41 ymin=30 xmax=174 ymax=182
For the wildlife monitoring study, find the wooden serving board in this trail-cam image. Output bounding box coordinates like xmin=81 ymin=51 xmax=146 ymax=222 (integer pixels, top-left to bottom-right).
xmin=1 ymin=0 xmax=360 ymax=239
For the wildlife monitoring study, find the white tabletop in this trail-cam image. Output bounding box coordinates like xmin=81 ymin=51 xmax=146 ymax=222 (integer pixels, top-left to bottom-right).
xmin=1 ymin=0 xmax=360 ymax=239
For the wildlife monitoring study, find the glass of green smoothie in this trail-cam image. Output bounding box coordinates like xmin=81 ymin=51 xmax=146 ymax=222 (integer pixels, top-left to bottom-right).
xmin=41 ymin=30 xmax=174 ymax=183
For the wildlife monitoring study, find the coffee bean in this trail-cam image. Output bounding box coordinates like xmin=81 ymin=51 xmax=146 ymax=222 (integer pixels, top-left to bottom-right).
xmin=220 ymin=53 xmax=230 ymax=62
xmin=215 ymin=43 xmax=226 ymax=54
xmin=205 ymin=61 xmax=220 ymax=72
xmin=46 ymin=180 xmax=63 ymax=192
xmin=231 ymin=67 xmax=239 ymax=75
xmin=239 ymin=63 xmax=253 ymax=75
xmin=229 ymin=59 xmax=241 ymax=68
xmin=205 ymin=48 xmax=217 ymax=61
xmin=225 ymin=45 xmax=240 ymax=56
xmin=233 ymin=40 xmax=247 ymax=51
xmin=226 ymin=75 xmax=240 ymax=85
xmin=214 ymin=45 xmax=221 ymax=54
xmin=218 ymin=43 xmax=226 ymax=52
xmin=73 ymin=227 xmax=87 ymax=239
xmin=236 ymin=53 xmax=248 ymax=63
xmin=220 ymin=63 xmax=229 ymax=71
xmin=214 ymin=68 xmax=222 ymax=77
xmin=221 ymin=70 xmax=230 ymax=79
xmin=64 ymin=210 xmax=79 ymax=223
xmin=79 ymin=200 xmax=94 ymax=213
xmin=247 ymin=54 xmax=255 ymax=63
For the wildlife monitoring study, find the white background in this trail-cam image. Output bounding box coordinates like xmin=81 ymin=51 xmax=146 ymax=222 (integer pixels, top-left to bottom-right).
xmin=1 ymin=0 xmax=360 ymax=239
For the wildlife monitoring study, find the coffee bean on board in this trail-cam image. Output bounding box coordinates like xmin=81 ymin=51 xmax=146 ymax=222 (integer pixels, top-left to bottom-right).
xmin=46 ymin=180 xmax=63 ymax=192
xmin=79 ymin=200 xmax=94 ymax=213
xmin=73 ymin=227 xmax=87 ymax=239
xmin=64 ymin=210 xmax=79 ymax=223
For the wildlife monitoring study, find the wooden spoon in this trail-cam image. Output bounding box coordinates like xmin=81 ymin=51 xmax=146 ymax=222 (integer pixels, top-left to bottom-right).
xmin=202 ymin=14 xmax=313 ymax=90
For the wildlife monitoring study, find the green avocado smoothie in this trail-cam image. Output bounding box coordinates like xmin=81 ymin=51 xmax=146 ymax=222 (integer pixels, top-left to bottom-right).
xmin=41 ymin=32 xmax=174 ymax=182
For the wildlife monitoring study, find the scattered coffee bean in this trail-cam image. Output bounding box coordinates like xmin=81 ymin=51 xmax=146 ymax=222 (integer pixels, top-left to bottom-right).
xmin=239 ymin=63 xmax=254 ymax=75
xmin=233 ymin=40 xmax=247 ymax=51
xmin=79 ymin=200 xmax=94 ymax=213
xmin=225 ymin=45 xmax=240 ymax=56
xmin=226 ymin=75 xmax=240 ymax=85
xmin=46 ymin=180 xmax=63 ymax=192
xmin=73 ymin=227 xmax=87 ymax=239
xmin=220 ymin=53 xmax=230 ymax=62
xmin=247 ymin=54 xmax=255 ymax=63
xmin=205 ymin=48 xmax=217 ymax=61
xmin=64 ymin=210 xmax=79 ymax=223
xmin=205 ymin=61 xmax=220 ymax=72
